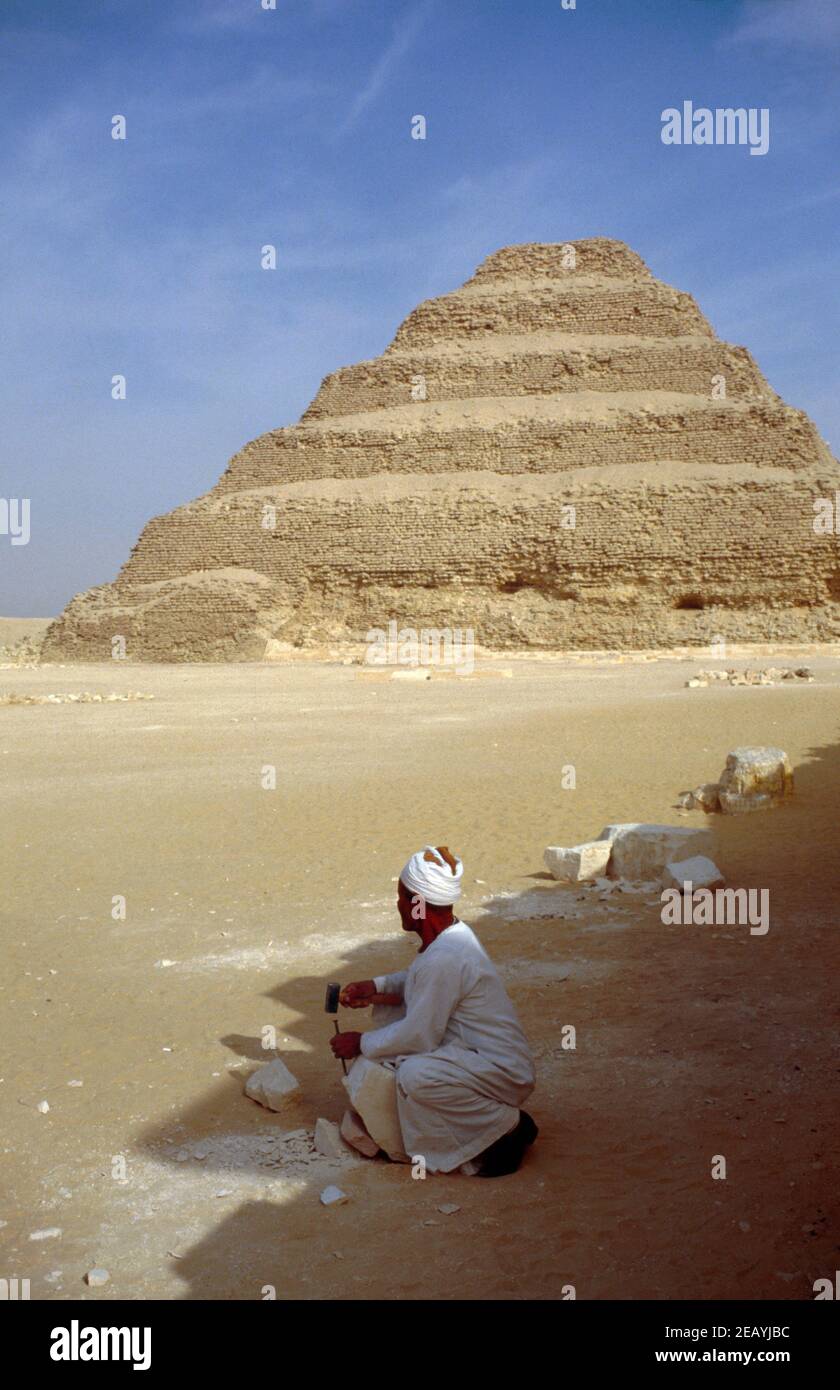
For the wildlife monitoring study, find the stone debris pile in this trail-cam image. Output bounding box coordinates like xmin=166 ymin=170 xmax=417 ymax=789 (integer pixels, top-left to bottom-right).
xmin=163 ymin=1127 xmax=357 ymax=1179
xmin=686 ymin=667 xmax=814 ymax=688
xmin=0 ymin=691 xmax=154 ymax=706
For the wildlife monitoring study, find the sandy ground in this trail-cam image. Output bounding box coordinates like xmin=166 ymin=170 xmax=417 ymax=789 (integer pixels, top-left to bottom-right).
xmin=2 ymin=648 xmax=839 ymax=1301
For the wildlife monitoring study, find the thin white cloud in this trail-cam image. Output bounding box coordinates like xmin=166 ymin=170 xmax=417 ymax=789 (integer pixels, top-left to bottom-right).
xmin=340 ymin=0 xmax=434 ymax=133
xmin=729 ymin=0 xmax=840 ymax=47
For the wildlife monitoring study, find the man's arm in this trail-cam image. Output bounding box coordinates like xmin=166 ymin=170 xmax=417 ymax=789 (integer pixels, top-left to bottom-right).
xmin=373 ymin=969 xmax=408 ymax=998
xmin=340 ymin=973 xmax=407 ymax=1009
xmin=360 ymin=956 xmax=462 ymax=1060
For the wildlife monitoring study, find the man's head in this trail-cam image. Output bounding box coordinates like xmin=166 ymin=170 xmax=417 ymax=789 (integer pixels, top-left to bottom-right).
xmin=397 ymin=845 xmax=463 ymax=936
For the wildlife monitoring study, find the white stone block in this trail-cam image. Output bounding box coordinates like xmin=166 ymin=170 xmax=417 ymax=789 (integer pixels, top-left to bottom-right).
xmin=543 ymin=840 xmax=612 ymax=882
xmin=319 ymin=1186 xmax=348 ymax=1206
xmin=664 ymin=855 xmax=726 ymax=891
xmin=340 ymin=1108 xmax=380 ymax=1158
xmin=598 ymin=823 xmax=712 ymax=883
xmin=244 ymin=1058 xmax=301 ymax=1112
xmin=314 ymin=1117 xmax=350 ymax=1158
xmin=343 ymin=1057 xmax=408 ymax=1161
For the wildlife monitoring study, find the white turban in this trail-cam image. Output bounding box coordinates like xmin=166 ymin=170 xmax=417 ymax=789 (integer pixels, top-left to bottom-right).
xmin=400 ymin=845 xmax=463 ymax=906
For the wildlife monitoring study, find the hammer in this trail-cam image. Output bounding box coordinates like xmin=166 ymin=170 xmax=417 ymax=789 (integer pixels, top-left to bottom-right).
xmin=325 ymin=981 xmax=404 ymax=1074
xmin=325 ymin=982 xmax=347 ymax=1074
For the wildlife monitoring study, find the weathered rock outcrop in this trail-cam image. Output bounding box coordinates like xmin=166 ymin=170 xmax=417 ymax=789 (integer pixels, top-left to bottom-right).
xmin=718 ymin=746 xmax=794 ymax=814
xmin=42 ymin=239 xmax=840 ymax=661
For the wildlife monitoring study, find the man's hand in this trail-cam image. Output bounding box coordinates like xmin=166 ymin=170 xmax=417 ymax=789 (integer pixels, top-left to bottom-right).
xmin=330 ymin=1030 xmax=362 ymax=1060
xmin=339 ymin=980 xmax=376 ymax=1009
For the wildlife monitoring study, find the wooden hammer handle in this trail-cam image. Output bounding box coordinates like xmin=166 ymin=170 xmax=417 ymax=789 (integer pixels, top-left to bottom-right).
xmin=332 ymin=1019 xmax=347 ymax=1075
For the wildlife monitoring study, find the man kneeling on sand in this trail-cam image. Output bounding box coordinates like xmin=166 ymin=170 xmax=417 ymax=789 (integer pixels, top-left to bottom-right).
xmin=330 ymin=845 xmax=538 ymax=1177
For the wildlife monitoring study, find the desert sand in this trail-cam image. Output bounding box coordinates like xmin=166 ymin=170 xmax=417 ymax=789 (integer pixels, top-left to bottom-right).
xmin=2 ymin=645 xmax=839 ymax=1300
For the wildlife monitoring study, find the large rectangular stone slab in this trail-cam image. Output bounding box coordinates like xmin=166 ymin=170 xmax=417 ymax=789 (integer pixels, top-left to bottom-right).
xmin=598 ymin=823 xmax=713 ymax=882
xmin=544 ymin=840 xmax=612 ymax=882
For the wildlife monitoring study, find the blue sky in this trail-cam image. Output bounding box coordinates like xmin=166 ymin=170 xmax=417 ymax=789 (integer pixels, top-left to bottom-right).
xmin=1 ymin=0 xmax=839 ymax=615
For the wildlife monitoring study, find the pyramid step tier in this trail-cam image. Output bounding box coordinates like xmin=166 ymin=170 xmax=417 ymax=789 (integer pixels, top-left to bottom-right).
xmin=466 ymin=239 xmax=652 ymax=284
xmin=390 ymin=280 xmax=714 ymax=347
xmin=304 ymin=337 xmax=772 ymax=420
xmin=42 ymin=465 xmax=840 ymax=661
xmin=223 ymin=394 xmax=830 ymax=491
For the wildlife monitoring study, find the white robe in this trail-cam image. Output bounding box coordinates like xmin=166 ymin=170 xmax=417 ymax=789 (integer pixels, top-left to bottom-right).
xmin=360 ymin=921 xmax=535 ymax=1173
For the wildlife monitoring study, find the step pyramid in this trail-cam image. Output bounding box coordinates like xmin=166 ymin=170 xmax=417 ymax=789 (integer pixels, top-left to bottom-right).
xmin=43 ymin=238 xmax=840 ymax=660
